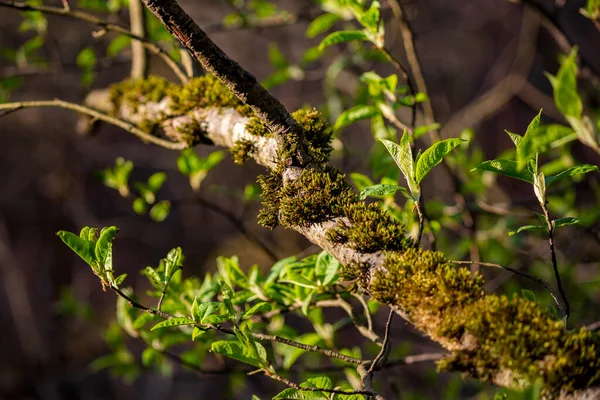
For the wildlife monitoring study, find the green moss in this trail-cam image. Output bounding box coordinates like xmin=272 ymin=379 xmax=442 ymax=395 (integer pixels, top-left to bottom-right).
xmin=257 ymin=171 xmax=284 ymax=229
xmin=109 ymin=75 xmax=176 ymax=112
xmin=438 ymin=295 xmax=600 ymax=395
xmin=366 ymin=249 xmax=600 ymax=394
xmin=371 ymin=249 xmax=484 ymax=313
xmin=290 ymin=108 xmax=332 ymax=164
xmin=246 ymin=117 xmax=271 ymax=137
xmin=167 ymin=75 xmax=252 ymax=116
xmin=327 ymin=202 xmax=413 ymax=253
xmin=278 ymin=166 xmax=355 ymax=226
xmin=230 ymin=139 xmax=255 ymax=165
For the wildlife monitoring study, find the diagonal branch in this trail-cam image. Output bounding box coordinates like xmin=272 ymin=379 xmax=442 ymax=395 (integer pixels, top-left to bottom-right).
xmin=140 ymin=0 xmax=311 ymax=166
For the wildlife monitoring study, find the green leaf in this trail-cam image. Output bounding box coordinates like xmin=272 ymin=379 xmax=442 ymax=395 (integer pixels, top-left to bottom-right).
xmin=334 ymin=104 xmax=379 ymax=131
xmin=315 ymin=251 xmax=339 ymax=286
xmin=57 ymin=231 xmax=96 ymax=267
xmin=414 ymin=123 xmax=440 ymax=140
xmin=114 ymin=273 xmax=127 ymax=286
xmin=553 ymin=217 xmax=580 ymax=229
xmin=318 ymin=30 xmax=369 ymax=51
xmin=149 ymin=200 xmax=171 ymax=222
xmin=211 ymin=340 xmax=268 ymax=369
xmin=242 ymin=302 xmax=272 ymax=318
xmin=151 ymin=317 xmax=195 ymax=331
xmin=522 ymin=289 xmax=537 ymax=302
xmin=107 ymin=34 xmax=131 ymax=58
xmin=359 ymin=184 xmax=407 ymax=200
xmin=306 ymin=13 xmax=341 ymax=38
xmin=94 ymin=226 xmax=118 ymax=269
xmin=132 ymin=197 xmax=147 ymax=214
xmin=265 ymin=256 xmax=296 ymax=284
xmin=415 ymin=138 xmax=465 ymax=183
xmin=506 ymin=130 xmax=523 ymax=147
xmin=268 ymin=43 xmax=288 ymax=69
xmin=193 ymin=301 xmax=222 ymax=323
xmin=517 ymin=110 xmax=542 ymax=170
xmin=221 ymin=282 xmax=236 ymax=317
xmin=280 ymin=274 xmax=318 ymax=289
xmin=545 ymin=164 xmax=599 ymax=187
xmin=302 ymin=375 xmax=333 ymax=390
xmin=350 ymin=173 xmax=375 ymax=192
xmin=380 ymin=131 xmax=417 ymax=196
xmin=472 ymin=159 xmax=534 ymax=183
xmin=147 ymin=172 xmax=167 ymax=193
xmin=545 ymin=48 xmax=582 ymax=119
xmin=507 ymin=225 xmax=546 ymax=236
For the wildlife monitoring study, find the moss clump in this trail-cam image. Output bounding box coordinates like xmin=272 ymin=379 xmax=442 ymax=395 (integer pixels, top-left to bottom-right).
xmin=367 ymin=249 xmax=600 ymax=394
xmin=438 ymin=295 xmax=600 ymax=395
xmin=370 ymin=249 xmax=484 ymax=314
xmin=230 ymin=139 xmax=255 ymax=165
xmin=167 ymin=75 xmax=253 ymax=116
xmin=290 ymin=108 xmax=332 ymax=164
xmin=109 ymin=75 xmax=175 ymax=112
xmin=246 ymin=117 xmax=271 ymax=137
xmin=257 ymin=171 xmax=284 ymax=229
xmin=278 ymin=165 xmax=356 ymax=227
xmin=327 ymin=202 xmax=413 ymax=253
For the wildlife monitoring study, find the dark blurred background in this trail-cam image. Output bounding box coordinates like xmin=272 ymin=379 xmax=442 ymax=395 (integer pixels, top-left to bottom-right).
xmin=0 ymin=0 xmax=599 ymax=399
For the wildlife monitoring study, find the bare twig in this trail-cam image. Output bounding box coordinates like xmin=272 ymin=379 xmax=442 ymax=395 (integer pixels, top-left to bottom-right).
xmin=387 ymin=0 xmax=438 ymax=140
xmin=0 ymin=0 xmax=188 ymax=83
xmin=128 ymin=0 xmax=148 ymax=79
xmin=451 ymin=260 xmax=565 ymax=315
xmin=110 ymin=285 xmax=172 ymax=318
xmin=368 ymin=309 xmax=394 ymax=374
xmin=0 ymin=99 xmax=187 ymax=150
xmin=540 ymin=201 xmax=570 ymax=320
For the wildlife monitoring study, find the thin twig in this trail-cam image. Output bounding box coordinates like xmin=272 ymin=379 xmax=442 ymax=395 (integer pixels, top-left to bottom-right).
xmin=368 ymin=309 xmax=394 ymax=374
xmin=175 ymin=196 xmax=279 ymax=262
xmin=585 ymin=321 xmax=600 ymax=331
xmin=451 ymin=260 xmax=565 ymax=314
xmin=211 ymin=324 xmax=365 ymax=365
xmin=110 ymin=285 xmax=172 ymax=318
xmin=128 ymin=0 xmax=148 ymax=79
xmin=387 ymin=0 xmax=438 ymax=140
xmin=0 ymin=0 xmax=188 ymax=83
xmin=0 ymin=99 xmax=187 ymax=150
xmin=540 ymin=201 xmax=570 ymax=320
xmin=264 ymin=371 xmax=374 ymax=397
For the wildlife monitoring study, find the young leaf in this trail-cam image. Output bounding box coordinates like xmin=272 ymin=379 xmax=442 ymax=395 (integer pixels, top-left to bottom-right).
xmin=553 ymin=217 xmax=580 ymax=229
xmin=114 ymin=273 xmax=127 ymax=287
xmin=315 ymin=251 xmax=339 ymax=286
xmin=517 ymin=110 xmax=542 ymax=170
xmin=318 ymin=30 xmax=369 ymax=51
xmin=415 ymin=138 xmax=465 ymax=183
xmin=334 ymin=104 xmax=379 ymax=131
xmin=472 ymin=159 xmax=534 ymax=183
xmin=359 ymin=184 xmax=407 ymax=200
xmin=507 ymin=225 xmax=546 ymax=236
xmin=267 ymin=43 xmax=288 ymax=69
xmin=57 ymin=231 xmax=96 ymax=267
xmin=194 ymin=301 xmax=222 ymax=323
xmin=414 ymin=123 xmax=440 ymax=140
xmin=211 ymin=340 xmax=268 ymax=369
xmin=506 ymin=130 xmax=523 ymax=147
xmin=350 ymin=173 xmax=375 ymax=192
xmin=306 ymin=13 xmax=340 ymax=38
xmin=545 ymin=164 xmax=599 ymax=187
xmin=147 ymin=172 xmax=167 ymax=193
xmin=301 ymin=375 xmax=333 ymax=390
xmin=151 ymin=317 xmax=195 ymax=331
xmin=380 ymin=131 xmax=418 ymax=197
xmin=95 ymin=226 xmax=118 ymax=268
xmin=545 ymin=48 xmax=582 ymax=119
xmin=522 ymin=289 xmax=537 ymax=302
xmin=242 ymin=302 xmax=272 ymax=318
xmin=149 ymin=200 xmax=171 ymax=222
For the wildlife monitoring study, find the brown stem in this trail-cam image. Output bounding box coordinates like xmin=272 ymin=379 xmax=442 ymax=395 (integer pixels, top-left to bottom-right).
xmin=0 ymin=99 xmax=187 ymax=150
xmin=540 ymin=201 xmax=570 ymax=320
xmin=128 ymin=0 xmax=148 ymax=79
xmin=368 ymin=309 xmax=394 ymax=374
